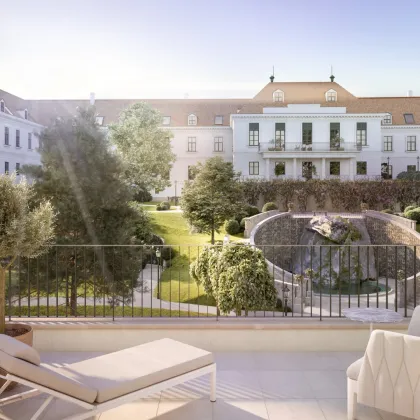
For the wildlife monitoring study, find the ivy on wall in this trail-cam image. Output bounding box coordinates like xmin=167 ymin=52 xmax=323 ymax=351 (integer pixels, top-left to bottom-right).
xmin=241 ymin=179 xmax=420 ymax=211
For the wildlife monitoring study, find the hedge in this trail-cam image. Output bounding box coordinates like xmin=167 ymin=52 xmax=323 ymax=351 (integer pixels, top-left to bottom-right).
xmin=241 ymin=179 xmax=420 ymax=211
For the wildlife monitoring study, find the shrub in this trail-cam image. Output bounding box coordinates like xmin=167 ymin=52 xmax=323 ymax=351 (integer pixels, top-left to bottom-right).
xmin=133 ymin=186 xmax=152 ymax=203
xmin=224 ymin=219 xmax=240 ymax=235
xmin=404 ymin=205 xmax=417 ymax=215
xmin=262 ymin=202 xmax=278 ymax=212
xmin=245 ymin=205 xmax=260 ymax=217
xmin=240 ymin=218 xmax=246 ymax=232
xmin=381 ymin=209 xmax=393 ymax=214
xmin=156 ymin=201 xmax=170 ymax=211
xmin=405 ymin=208 xmax=420 ymax=223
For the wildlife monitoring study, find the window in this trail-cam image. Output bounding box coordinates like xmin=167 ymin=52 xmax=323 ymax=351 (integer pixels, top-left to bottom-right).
xmin=302 ymin=123 xmax=312 ymax=145
xmin=249 ymin=123 xmax=259 ymax=146
xmin=4 ymin=162 xmax=9 ymax=174
xmin=356 ymin=122 xmax=367 ymax=146
xmin=214 ymin=137 xmax=223 ymax=152
xmin=406 ymin=136 xmax=417 ymax=151
xmin=404 ymin=113 xmax=415 ymax=124
xmin=15 ymin=163 xmax=20 ymax=175
xmin=188 ymin=166 xmax=196 ymax=180
xmin=357 ymin=161 xmax=367 ymax=175
xmin=16 ymin=130 xmax=20 ymax=147
xmin=4 ymin=127 xmax=9 ymax=145
xmin=162 ymin=116 xmax=171 ymax=125
xmin=275 ymin=161 xmax=285 ymax=176
xmin=275 ymin=123 xmax=285 ymax=149
xmin=382 ymin=114 xmax=392 ymax=125
xmin=188 ymin=114 xmax=197 ymax=126
xmin=95 ymin=116 xmax=104 ymax=126
xmin=326 ymin=89 xmax=337 ymax=102
xmin=273 ymin=90 xmax=284 ymax=102
xmin=249 ymin=161 xmax=259 ymax=175
xmin=330 ymin=122 xmax=340 ymax=148
xmin=408 ymin=165 xmax=416 ymax=173
xmin=330 ymin=162 xmax=340 ymax=175
xmin=381 ymin=163 xmax=393 ymax=179
xmin=187 ymin=137 xmax=196 ymax=152
xmin=24 ymin=109 xmax=28 ymax=120
xmin=28 ymin=133 xmax=32 ymax=149
xmin=214 ymin=115 xmax=223 ymax=125
xmin=0 ymin=101 xmax=4 ymax=113
xmin=383 ymin=136 xmax=393 ymax=151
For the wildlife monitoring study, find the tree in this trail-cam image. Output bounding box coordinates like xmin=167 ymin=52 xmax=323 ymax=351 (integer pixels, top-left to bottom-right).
xmin=22 ymin=107 xmax=151 ymax=314
xmin=397 ymin=171 xmax=420 ymax=181
xmin=0 ymin=175 xmax=55 ymax=332
xmin=190 ymin=245 xmax=277 ymax=315
xmin=181 ymin=157 xmax=244 ymax=244
xmin=108 ymin=102 xmax=176 ymax=192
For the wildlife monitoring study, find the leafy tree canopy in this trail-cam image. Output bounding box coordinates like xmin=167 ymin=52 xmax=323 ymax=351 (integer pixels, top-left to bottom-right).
xmin=108 ymin=102 xmax=176 ymax=192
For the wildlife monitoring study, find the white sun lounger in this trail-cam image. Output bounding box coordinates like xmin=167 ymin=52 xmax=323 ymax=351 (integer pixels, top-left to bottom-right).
xmin=0 ymin=336 xmax=216 ymax=420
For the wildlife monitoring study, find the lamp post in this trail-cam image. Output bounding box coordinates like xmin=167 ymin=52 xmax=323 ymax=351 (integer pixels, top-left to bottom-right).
xmin=417 ymin=156 xmax=419 ymax=171
xmin=282 ymin=285 xmax=290 ymax=316
xmin=155 ymin=248 xmax=161 ymax=299
xmin=387 ymin=157 xmax=390 ymax=178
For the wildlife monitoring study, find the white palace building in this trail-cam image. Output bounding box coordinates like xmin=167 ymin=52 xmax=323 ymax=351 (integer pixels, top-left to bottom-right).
xmin=2 ymin=75 xmax=420 ymax=198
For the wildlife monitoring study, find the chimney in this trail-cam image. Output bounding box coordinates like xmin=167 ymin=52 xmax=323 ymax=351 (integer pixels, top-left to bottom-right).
xmin=407 ymin=90 xmax=414 ymax=97
xmin=89 ymin=92 xmax=95 ymax=106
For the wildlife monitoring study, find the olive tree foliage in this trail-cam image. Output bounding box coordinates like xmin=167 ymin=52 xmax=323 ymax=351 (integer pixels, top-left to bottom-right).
xmin=0 ymin=175 xmax=55 ymax=332
xmin=190 ymin=245 xmax=277 ymax=315
xmin=181 ymin=157 xmax=244 ymax=244
xmin=108 ymin=102 xmax=176 ymax=192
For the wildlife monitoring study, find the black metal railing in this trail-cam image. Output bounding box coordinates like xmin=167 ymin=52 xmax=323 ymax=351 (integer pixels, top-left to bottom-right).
xmin=4 ymin=244 xmax=418 ymax=320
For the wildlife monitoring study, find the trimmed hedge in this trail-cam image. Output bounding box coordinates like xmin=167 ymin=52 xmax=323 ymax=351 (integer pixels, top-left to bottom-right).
xmin=262 ymin=202 xmax=278 ymax=212
xmin=405 ymin=208 xmax=420 ymax=223
xmin=224 ymin=219 xmax=240 ymax=235
xmin=156 ymin=201 xmax=170 ymax=211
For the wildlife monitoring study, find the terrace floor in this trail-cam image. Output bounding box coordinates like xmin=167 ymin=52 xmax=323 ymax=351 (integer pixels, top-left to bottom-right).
xmin=0 ymin=350 xmax=411 ymax=420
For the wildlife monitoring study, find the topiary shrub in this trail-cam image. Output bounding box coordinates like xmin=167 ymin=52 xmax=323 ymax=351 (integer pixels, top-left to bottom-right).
xmin=405 ymin=208 xmax=420 ymax=223
xmin=262 ymin=202 xmax=278 ymax=212
xmin=404 ymin=205 xmax=417 ymax=215
xmin=156 ymin=201 xmax=170 ymax=211
xmin=244 ymin=205 xmax=260 ymax=217
xmin=224 ymin=219 xmax=240 ymax=235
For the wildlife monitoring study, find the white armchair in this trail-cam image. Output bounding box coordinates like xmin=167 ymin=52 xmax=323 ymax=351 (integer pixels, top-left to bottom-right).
xmin=347 ymin=330 xmax=420 ymax=419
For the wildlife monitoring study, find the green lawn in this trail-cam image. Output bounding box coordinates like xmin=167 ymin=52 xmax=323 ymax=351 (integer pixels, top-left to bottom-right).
xmin=149 ymin=212 xmax=243 ymax=305
xmin=141 ymin=201 xmax=177 ymax=211
xmin=6 ymin=305 xmax=211 ymax=317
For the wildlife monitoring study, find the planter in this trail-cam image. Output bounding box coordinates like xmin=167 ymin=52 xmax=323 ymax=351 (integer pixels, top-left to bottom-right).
xmin=0 ymin=324 xmax=33 ymax=390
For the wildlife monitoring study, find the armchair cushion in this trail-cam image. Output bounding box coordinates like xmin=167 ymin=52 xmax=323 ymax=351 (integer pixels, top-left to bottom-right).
xmin=346 ymin=357 xmax=363 ymax=381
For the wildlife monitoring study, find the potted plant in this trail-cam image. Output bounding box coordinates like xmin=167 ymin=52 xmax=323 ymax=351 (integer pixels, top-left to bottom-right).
xmin=0 ymin=175 xmax=55 ymax=382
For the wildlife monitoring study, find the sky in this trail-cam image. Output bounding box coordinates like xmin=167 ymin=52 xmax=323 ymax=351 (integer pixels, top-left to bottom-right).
xmin=1 ymin=0 xmax=420 ymax=100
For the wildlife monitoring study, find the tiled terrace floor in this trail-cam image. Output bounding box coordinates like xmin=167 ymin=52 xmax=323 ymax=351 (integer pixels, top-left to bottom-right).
xmin=0 ymin=351 xmax=411 ymax=420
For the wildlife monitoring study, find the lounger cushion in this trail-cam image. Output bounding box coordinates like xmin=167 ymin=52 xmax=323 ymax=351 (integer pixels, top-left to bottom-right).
xmin=347 ymin=357 xmax=363 ymax=381
xmin=60 ymin=338 xmax=214 ymax=403
xmin=0 ymin=334 xmax=40 ymax=366
xmin=0 ymin=350 xmax=97 ymax=403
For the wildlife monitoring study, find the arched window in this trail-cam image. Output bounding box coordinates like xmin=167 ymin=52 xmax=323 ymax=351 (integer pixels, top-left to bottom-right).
xmin=188 ymin=114 xmax=197 ymax=126
xmin=272 ymin=90 xmax=284 ymax=103
xmin=325 ymin=89 xmax=337 ymax=102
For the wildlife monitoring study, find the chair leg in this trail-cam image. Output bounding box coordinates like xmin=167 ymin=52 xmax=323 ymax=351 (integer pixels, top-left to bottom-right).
xmin=347 ymin=378 xmax=357 ymax=420
xmin=31 ymin=395 xmax=54 ymax=420
xmin=210 ymin=369 xmax=216 ymax=402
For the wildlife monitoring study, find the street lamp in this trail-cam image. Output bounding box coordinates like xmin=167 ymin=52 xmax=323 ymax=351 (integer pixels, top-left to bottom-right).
xmin=155 ymin=248 xmax=161 ymax=299
xmin=282 ymin=285 xmax=290 ymax=316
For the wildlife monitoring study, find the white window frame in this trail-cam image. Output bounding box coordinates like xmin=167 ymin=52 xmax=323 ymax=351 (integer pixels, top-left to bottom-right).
xmin=325 ymin=89 xmax=337 ymax=102
xmin=187 ymin=137 xmax=197 ymax=152
xmin=213 ymin=136 xmax=223 ymax=152
xmin=406 ymin=135 xmax=417 ymax=152
xmin=162 ymin=116 xmax=171 ymax=125
xmin=383 ymin=136 xmax=393 ymax=152
xmin=382 ymin=114 xmax=392 ymax=125
xmin=188 ymin=114 xmax=197 ymax=126
xmin=272 ymin=90 xmax=284 ymax=103
xmin=249 ymin=161 xmax=259 ymax=175
xmin=214 ymin=115 xmax=223 ymax=125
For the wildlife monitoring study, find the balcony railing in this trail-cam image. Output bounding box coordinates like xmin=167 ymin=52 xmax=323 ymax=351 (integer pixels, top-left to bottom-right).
xmin=259 ymin=142 xmax=361 ymax=153
xmin=3 ymin=244 xmax=417 ymax=320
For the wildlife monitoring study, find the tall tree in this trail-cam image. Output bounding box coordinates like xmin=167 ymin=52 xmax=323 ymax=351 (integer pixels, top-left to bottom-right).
xmin=108 ymin=102 xmax=176 ymax=193
xmin=0 ymin=175 xmax=55 ymax=332
xmin=181 ymin=157 xmax=243 ymax=244
xmin=22 ymin=108 xmax=151 ymax=314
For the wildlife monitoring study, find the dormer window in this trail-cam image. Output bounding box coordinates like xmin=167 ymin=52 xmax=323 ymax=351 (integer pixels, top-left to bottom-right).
xmin=273 ymin=90 xmax=284 ymax=103
xmin=162 ymin=116 xmax=171 ymax=125
xmin=0 ymin=101 xmax=4 ymax=113
xmin=382 ymin=114 xmax=392 ymax=125
xmin=24 ymin=109 xmax=28 ymax=120
xmin=188 ymin=114 xmax=197 ymax=126
xmin=214 ymin=115 xmax=223 ymax=125
xmin=95 ymin=116 xmax=104 ymax=126
xmin=404 ymin=113 xmax=415 ymax=124
xmin=326 ymin=89 xmax=337 ymax=102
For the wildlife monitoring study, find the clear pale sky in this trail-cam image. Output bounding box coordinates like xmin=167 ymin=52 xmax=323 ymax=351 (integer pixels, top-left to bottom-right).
xmin=1 ymin=0 xmax=419 ymax=100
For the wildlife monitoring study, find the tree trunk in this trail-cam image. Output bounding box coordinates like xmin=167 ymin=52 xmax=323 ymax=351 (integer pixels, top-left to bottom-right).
xmin=0 ymin=269 xmax=5 ymax=334
xmin=211 ymin=218 xmax=215 ymax=245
